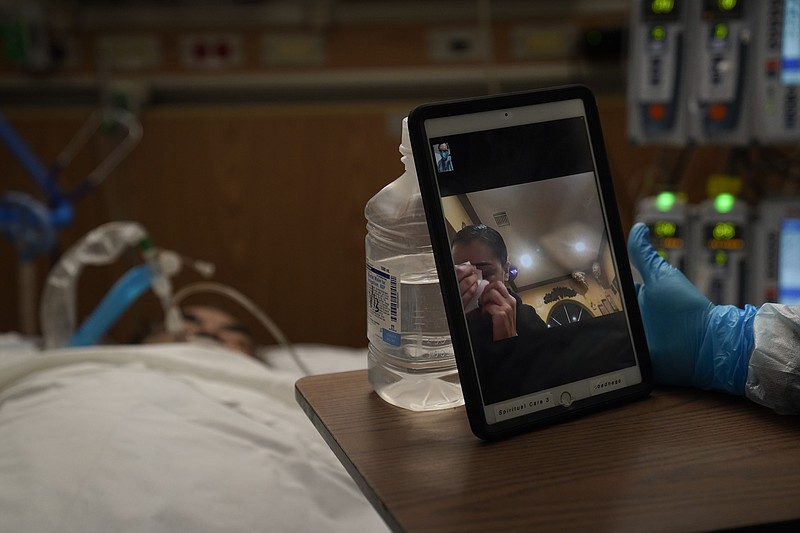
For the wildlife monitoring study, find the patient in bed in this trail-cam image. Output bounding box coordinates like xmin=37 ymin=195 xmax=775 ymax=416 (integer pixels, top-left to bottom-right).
xmin=0 ymin=305 xmax=386 ymax=533
xmin=139 ymin=305 xmax=257 ymax=357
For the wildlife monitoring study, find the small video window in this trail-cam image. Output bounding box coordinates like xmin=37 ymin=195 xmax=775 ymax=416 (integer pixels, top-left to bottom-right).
xmin=434 ymin=142 xmax=454 ymax=173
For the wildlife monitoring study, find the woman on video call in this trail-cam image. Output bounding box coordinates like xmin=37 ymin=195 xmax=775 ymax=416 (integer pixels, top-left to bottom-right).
xmin=451 ymin=224 xmax=547 ymax=343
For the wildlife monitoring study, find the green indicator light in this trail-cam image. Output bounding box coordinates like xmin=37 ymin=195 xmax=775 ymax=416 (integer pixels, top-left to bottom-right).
xmin=657 ymin=249 xmax=669 ymax=261
xmin=714 ymin=23 xmax=729 ymax=41
xmin=651 ymin=0 xmax=675 ymax=15
xmin=714 ymin=250 xmax=728 ymax=266
xmin=651 ymin=25 xmax=667 ymax=41
xmin=655 ymin=191 xmax=676 ymax=212
xmin=714 ymin=193 xmax=735 ymax=214
xmin=718 ymin=0 xmax=737 ymax=11
xmin=713 ymin=222 xmax=736 ymax=240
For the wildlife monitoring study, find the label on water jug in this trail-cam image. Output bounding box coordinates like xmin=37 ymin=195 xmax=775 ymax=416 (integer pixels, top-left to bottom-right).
xmin=366 ymin=261 xmax=401 ymax=346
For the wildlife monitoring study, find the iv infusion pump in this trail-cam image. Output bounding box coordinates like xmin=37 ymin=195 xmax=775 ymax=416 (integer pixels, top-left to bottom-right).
xmin=750 ymin=198 xmax=800 ymax=305
xmin=634 ymin=193 xmax=748 ymax=307
xmin=628 ymin=0 xmax=800 ymax=144
xmin=634 ymin=193 xmax=690 ymax=272
xmin=636 ymin=194 xmax=800 ymax=308
xmin=752 ymin=0 xmax=800 ymax=143
xmin=627 ymin=0 xmax=687 ymax=144
xmin=685 ymin=0 xmax=751 ymax=145
xmin=689 ymin=196 xmax=748 ymax=307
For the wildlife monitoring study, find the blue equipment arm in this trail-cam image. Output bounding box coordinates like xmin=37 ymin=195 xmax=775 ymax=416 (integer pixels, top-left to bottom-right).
xmin=0 ymin=113 xmax=62 ymax=203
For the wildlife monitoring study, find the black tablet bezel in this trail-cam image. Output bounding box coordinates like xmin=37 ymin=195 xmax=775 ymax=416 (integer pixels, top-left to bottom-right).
xmin=408 ymin=85 xmax=653 ymax=440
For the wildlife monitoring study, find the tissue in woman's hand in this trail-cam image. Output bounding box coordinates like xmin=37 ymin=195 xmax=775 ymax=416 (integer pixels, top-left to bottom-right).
xmin=465 ymin=276 xmax=489 ymax=314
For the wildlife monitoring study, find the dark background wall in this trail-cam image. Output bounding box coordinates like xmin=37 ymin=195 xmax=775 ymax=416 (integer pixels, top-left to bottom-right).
xmin=0 ymin=1 xmax=729 ymax=347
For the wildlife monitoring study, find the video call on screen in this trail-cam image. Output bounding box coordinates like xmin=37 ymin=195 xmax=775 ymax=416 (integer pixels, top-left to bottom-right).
xmin=430 ymin=116 xmax=637 ymax=406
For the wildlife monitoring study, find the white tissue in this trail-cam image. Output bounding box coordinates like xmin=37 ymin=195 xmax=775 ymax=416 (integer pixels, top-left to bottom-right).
xmin=465 ymin=278 xmax=489 ymax=314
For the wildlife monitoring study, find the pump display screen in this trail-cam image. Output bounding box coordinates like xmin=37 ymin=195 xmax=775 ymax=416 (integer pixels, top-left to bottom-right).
xmin=705 ymin=222 xmax=745 ymax=250
xmin=779 ymin=218 xmax=800 ymax=304
xmin=783 ymin=0 xmax=800 ymax=85
xmin=703 ymin=0 xmax=743 ymax=19
xmin=649 ymin=220 xmax=684 ymax=249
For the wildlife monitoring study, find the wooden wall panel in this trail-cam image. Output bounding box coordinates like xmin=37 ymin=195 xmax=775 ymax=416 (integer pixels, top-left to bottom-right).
xmin=122 ymin=104 xmax=413 ymax=347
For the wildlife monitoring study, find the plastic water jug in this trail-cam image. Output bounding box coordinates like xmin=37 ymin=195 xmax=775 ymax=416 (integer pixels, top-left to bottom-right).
xmin=364 ymin=118 xmax=463 ymax=411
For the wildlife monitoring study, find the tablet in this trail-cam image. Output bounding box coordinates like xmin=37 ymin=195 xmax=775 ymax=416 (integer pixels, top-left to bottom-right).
xmin=407 ymin=85 xmax=653 ymax=439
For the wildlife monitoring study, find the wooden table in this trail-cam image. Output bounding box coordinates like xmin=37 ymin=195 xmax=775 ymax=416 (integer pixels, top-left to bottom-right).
xmin=295 ymin=370 xmax=800 ymax=532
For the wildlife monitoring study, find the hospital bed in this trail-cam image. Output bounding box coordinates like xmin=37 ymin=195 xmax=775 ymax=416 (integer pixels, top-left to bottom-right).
xmin=0 ymin=215 xmax=390 ymax=531
xmin=0 ymin=335 xmax=388 ymax=532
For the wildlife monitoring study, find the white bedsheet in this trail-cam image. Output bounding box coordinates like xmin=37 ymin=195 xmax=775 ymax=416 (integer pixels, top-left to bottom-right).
xmin=0 ymin=342 xmax=387 ymax=533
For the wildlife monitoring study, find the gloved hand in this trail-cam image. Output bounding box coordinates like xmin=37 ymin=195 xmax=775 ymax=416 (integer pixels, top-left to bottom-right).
xmin=627 ymin=222 xmax=758 ymax=395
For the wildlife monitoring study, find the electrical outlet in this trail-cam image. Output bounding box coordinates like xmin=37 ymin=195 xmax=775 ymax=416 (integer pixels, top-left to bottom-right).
xmin=262 ymin=33 xmax=325 ymax=66
xmin=97 ymin=34 xmax=161 ymax=71
xmin=180 ymin=33 xmax=243 ymax=69
xmin=427 ymin=28 xmax=488 ymax=62
xmin=512 ymin=26 xmax=578 ymax=61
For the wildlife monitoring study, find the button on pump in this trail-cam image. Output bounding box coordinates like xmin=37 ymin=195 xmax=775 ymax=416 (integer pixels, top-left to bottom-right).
xmin=560 ymin=391 xmax=573 ymax=407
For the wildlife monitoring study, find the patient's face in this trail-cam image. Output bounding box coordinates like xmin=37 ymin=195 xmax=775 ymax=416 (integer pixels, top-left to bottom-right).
xmin=181 ymin=306 xmax=255 ymax=355
xmin=452 ymin=240 xmax=508 ymax=283
xmin=144 ymin=305 xmax=255 ymax=357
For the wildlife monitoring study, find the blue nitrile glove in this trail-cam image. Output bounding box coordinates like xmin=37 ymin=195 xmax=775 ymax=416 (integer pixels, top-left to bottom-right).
xmin=627 ymin=222 xmax=758 ymax=395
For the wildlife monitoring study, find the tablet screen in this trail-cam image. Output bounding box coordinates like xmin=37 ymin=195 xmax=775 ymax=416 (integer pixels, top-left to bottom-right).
xmin=413 ymin=92 xmax=648 ymax=430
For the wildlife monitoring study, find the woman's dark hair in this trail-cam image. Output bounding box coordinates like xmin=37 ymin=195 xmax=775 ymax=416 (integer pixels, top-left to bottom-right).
xmin=451 ymin=224 xmax=508 ymax=265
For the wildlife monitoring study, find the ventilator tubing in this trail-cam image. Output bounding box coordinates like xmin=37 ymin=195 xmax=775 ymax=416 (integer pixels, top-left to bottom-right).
xmin=69 ymin=264 xmax=155 ymax=347
xmin=40 ymin=221 xmax=149 ymax=349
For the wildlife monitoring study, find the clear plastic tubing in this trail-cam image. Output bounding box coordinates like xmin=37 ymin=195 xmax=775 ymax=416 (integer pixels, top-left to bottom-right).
xmin=40 ymin=221 xmax=149 ymax=349
xmin=364 ymin=117 xmax=463 ymax=411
